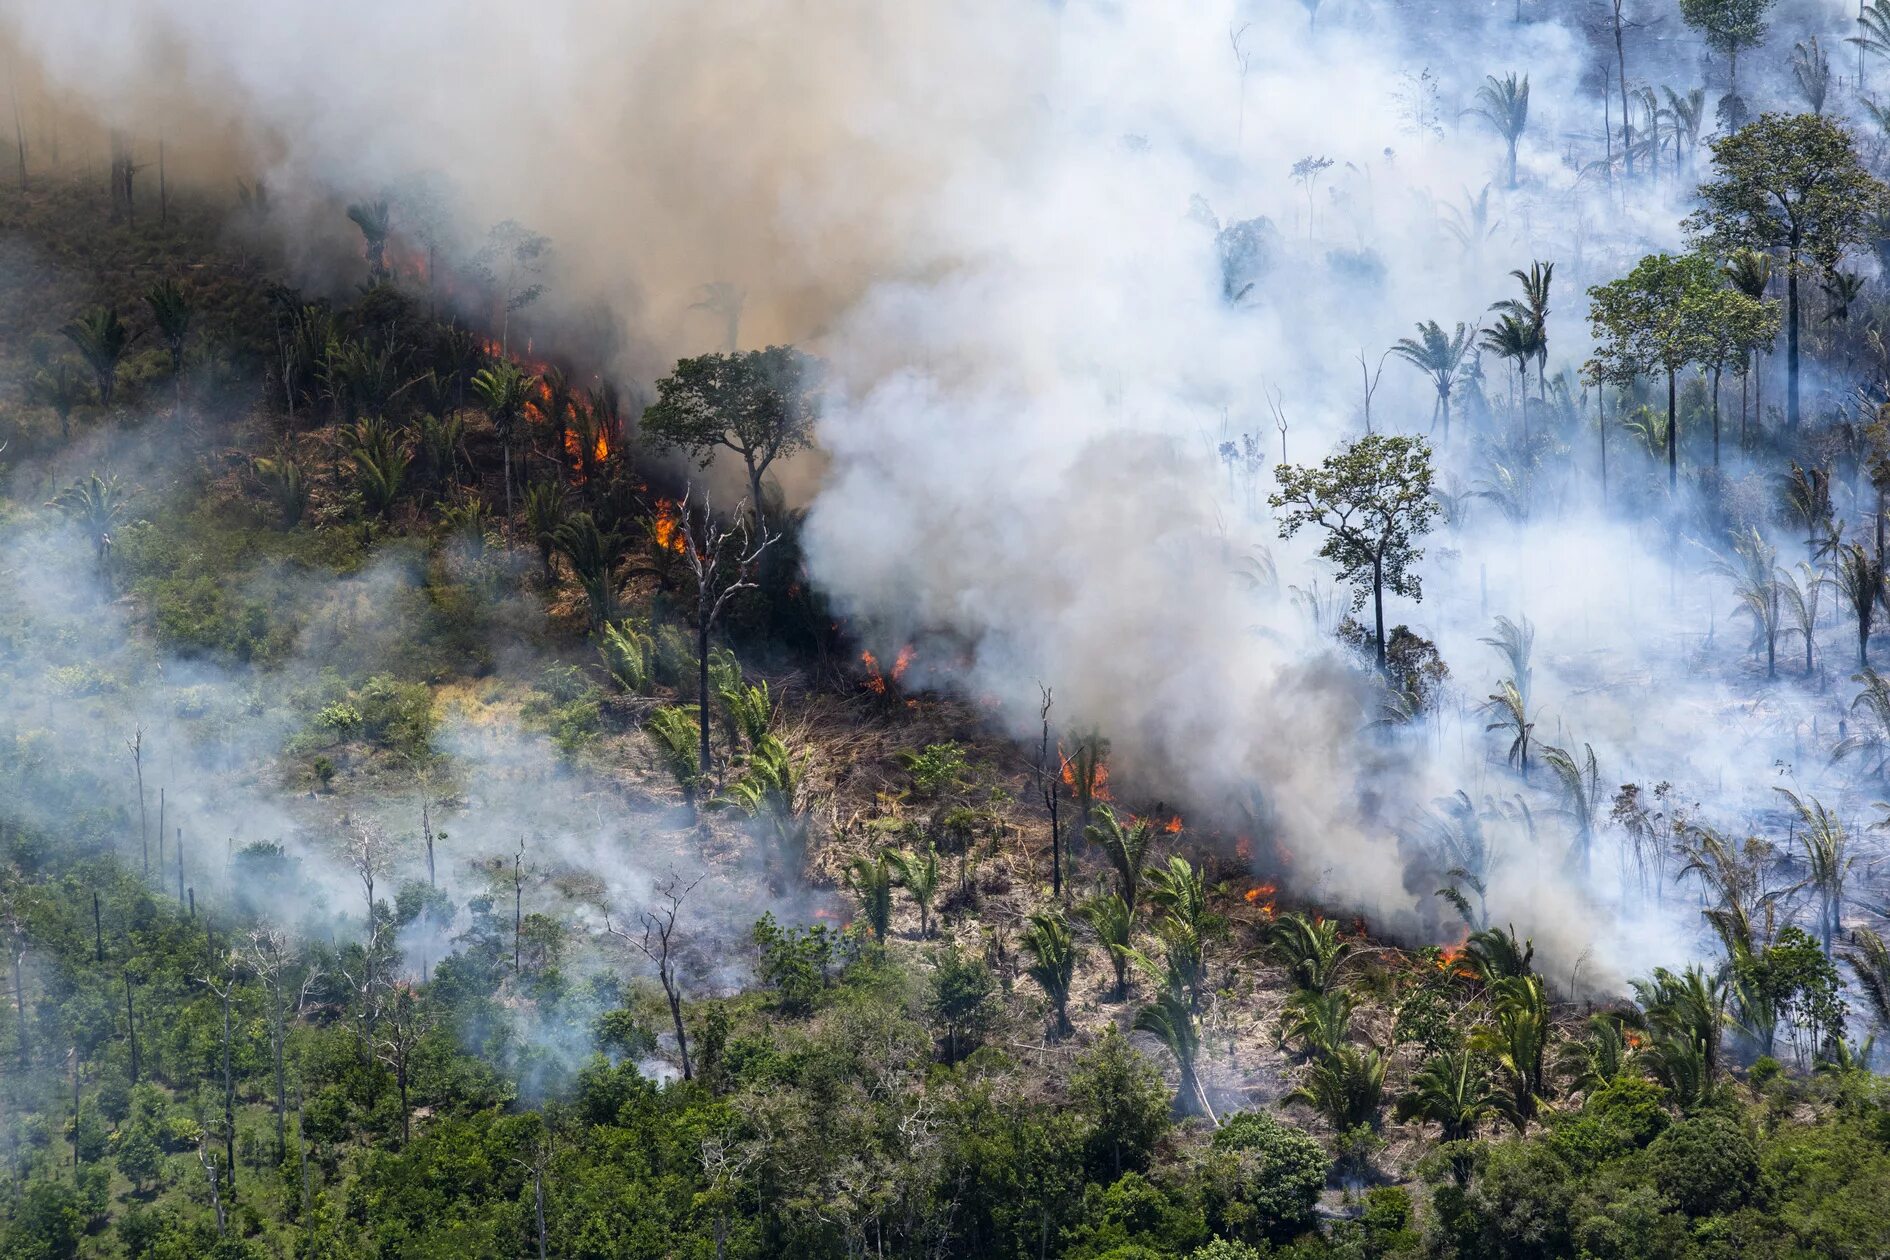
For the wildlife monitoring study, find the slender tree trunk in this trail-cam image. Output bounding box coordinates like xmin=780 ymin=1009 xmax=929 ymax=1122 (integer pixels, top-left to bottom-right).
xmin=696 ymin=602 xmax=712 ymax=778
xmin=221 ymin=988 xmax=236 ymax=1199
xmin=1711 ymin=366 xmax=1722 ymax=467
xmin=12 ymin=951 xmax=27 ymax=1066
xmin=1667 ymin=368 xmax=1678 ymax=489
xmin=1371 ymin=553 xmax=1387 ymax=673
xmin=1788 ymin=243 xmax=1802 ymax=428
xmin=1598 ymin=386 xmax=1609 ymax=504
xmin=1614 ymin=7 xmax=1633 ymax=181
xmin=664 ymin=973 xmax=693 ymax=1080
xmin=92 ymin=893 xmax=102 ymax=963
xmin=272 ymin=992 xmax=287 ymax=1163
xmin=124 ymin=977 xmax=138 ymax=1084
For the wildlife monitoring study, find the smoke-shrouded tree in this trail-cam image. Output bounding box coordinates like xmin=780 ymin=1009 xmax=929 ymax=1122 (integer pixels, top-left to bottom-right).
xmin=1679 ymin=0 xmax=1774 ymax=91
xmin=347 ymin=199 xmax=391 ymax=281
xmin=1687 ymin=114 xmax=1886 ymax=430
xmin=1468 ymin=72 xmax=1529 ymax=189
xmin=60 ymin=306 xmax=138 ymax=408
xmin=143 ymin=279 xmax=192 ymax=411
xmin=469 ymin=359 xmax=538 ymax=521
xmin=640 ymin=346 xmax=820 ymax=538
xmin=1490 ymin=262 xmax=1552 ymax=396
xmin=1390 ymin=322 xmax=1474 ymax=442
xmin=1270 ymin=433 xmax=1438 ymax=672
xmin=1587 ymin=252 xmax=1721 ymax=489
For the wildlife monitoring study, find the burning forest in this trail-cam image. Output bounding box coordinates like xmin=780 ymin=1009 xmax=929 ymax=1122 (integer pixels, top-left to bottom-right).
xmin=3 ymin=0 xmax=1890 ymax=1256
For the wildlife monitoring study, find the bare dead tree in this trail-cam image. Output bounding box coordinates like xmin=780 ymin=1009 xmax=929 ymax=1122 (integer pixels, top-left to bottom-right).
xmin=347 ymin=819 xmax=389 ymax=944
xmin=605 ymin=873 xmax=702 ymax=1081
xmin=196 ymin=953 xmax=239 ymax=1200
xmin=1229 ymin=24 xmax=1255 ymax=146
xmin=1033 ymin=685 xmax=1064 ymax=900
xmin=678 ymin=492 xmax=777 ymax=778
xmin=198 ymin=1138 xmax=228 ymax=1236
xmin=510 ymin=1127 xmax=554 ymax=1260
xmin=127 ymin=727 xmax=147 ymax=872
xmin=1356 ymin=348 xmax=1392 ymax=434
xmin=123 ymin=974 xmax=139 ymax=1084
xmin=513 ymin=838 xmax=527 ymax=973
xmin=3 ymin=898 xmax=27 ymax=1068
xmin=698 ymin=1134 xmax=761 ymax=1260
xmin=375 ymin=984 xmax=432 ymax=1145
xmin=1265 ymin=383 xmax=1289 ymax=463
xmin=245 ymin=927 xmax=321 ymax=1163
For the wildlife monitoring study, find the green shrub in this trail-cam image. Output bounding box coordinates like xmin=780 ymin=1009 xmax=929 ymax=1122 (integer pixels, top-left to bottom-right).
xmin=1647 ymin=1111 xmax=1757 ymax=1215
xmin=1203 ymin=1110 xmax=1330 ymax=1243
xmin=355 ymin=674 xmax=434 ymax=755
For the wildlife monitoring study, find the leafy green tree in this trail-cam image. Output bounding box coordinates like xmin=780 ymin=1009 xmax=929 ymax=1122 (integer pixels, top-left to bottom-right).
xmin=1687 ymin=114 xmax=1886 ymax=429
xmin=1679 ymin=0 xmax=1774 ymax=90
xmin=929 ymin=945 xmax=997 ymax=1064
xmin=1070 ymin=1027 xmax=1171 ymax=1178
xmin=1683 ymin=265 xmax=1776 ymax=466
xmin=1389 ymin=320 xmax=1474 ymax=441
xmin=60 ymin=306 xmax=138 ymax=408
xmin=1270 ymin=433 xmax=1439 ymax=671
xmin=1472 ymin=975 xmax=1553 ymax=1132
xmin=1647 ymin=1112 xmax=1758 ymax=1215
xmin=1203 ymin=1111 xmax=1329 ymax=1243
xmin=1469 ymin=73 xmax=1530 ymax=188
xmin=1587 ymin=251 xmax=1722 ymax=488
xmin=639 ymin=346 xmax=820 ymax=535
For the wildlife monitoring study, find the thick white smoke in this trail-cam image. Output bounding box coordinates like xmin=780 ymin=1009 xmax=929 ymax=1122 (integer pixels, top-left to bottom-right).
xmin=6 ymin=0 xmax=1876 ymax=989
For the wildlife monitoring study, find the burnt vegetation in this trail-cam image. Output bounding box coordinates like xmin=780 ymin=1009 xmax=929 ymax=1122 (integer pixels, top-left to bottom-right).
xmin=11 ymin=5 xmax=1890 ymax=1260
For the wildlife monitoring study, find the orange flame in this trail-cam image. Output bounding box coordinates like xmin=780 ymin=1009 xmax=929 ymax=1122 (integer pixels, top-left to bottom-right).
xmin=1163 ymin=815 xmax=1184 ymax=834
xmin=862 ymin=650 xmax=887 ymax=696
xmin=1059 ymin=756 xmax=1112 ymax=802
xmin=1242 ymin=882 xmax=1278 ymax=919
xmin=651 ymin=499 xmax=686 ymax=554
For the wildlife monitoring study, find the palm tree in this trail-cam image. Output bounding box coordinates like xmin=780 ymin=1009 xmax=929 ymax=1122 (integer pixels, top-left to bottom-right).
xmin=884 ymin=846 xmax=941 ymax=938
xmin=1839 ymin=668 xmax=1890 ymax=781
xmin=25 ymin=361 xmax=89 ymax=441
xmin=1265 ymin=912 xmax=1353 ymax=995
xmin=1674 ymin=826 xmax=1779 ymax=961
xmin=1287 ymin=1042 xmax=1386 ymax=1133
xmin=1082 ymin=891 xmax=1135 ymax=1000
xmin=1085 ymin=806 xmax=1157 ymax=911
xmin=1856 ymin=0 xmax=1890 ymax=96
xmin=347 ymin=199 xmax=392 ymax=280
xmin=1480 ymin=614 xmax=1535 ymax=708
xmin=1633 ymin=965 xmax=1726 ymax=1083
xmin=1661 ymin=86 xmax=1705 ymax=176
xmin=1473 ymin=975 xmax=1551 ymax=1132
xmin=1539 ymin=742 xmax=1600 ymax=873
xmin=1479 ymin=313 xmax=1540 ymax=417
xmin=60 ymin=307 xmax=138 ymax=407
xmin=1556 ymin=1012 xmax=1634 ymax=1096
xmin=1822 ymin=269 xmax=1865 ymax=323
xmin=1791 ymin=37 xmax=1831 ymax=116
xmin=344 ymin=416 xmax=412 ymax=520
xmin=1465 ymin=924 xmax=1534 ymax=985
xmin=1469 ymin=73 xmax=1530 ymax=188
xmin=143 ymin=279 xmax=192 ymax=411
xmin=1778 ymin=563 xmax=1824 ymax=678
xmin=469 ymin=360 xmax=538 ymax=520
xmin=1133 ymin=973 xmax=1215 ymax=1121
xmin=845 ymin=855 xmax=893 ymax=943
xmin=1835 ymin=543 xmax=1883 ymax=666
xmin=1022 ymin=910 xmax=1078 ymax=1036
xmin=1389 ymin=320 xmax=1474 ymax=441
xmin=550 ymin=512 xmax=626 ymax=628
xmin=1839 ymin=927 xmax=1890 ymax=1058
xmin=1396 ymin=1045 xmax=1499 ymax=1142
xmin=646 ymin=706 xmax=703 ymax=805
xmin=1711 ymin=527 xmax=1783 ymax=678
xmin=48 ymin=473 xmax=130 ymax=574
xmin=522 ymin=480 xmax=569 ymax=584
xmin=1279 ymin=988 xmax=1355 ymax=1060
xmin=1482 ymin=680 xmax=1534 ymax=777
xmin=1777 ymin=788 xmax=1853 ymax=955
xmin=1489 ymin=261 xmax=1553 ymax=396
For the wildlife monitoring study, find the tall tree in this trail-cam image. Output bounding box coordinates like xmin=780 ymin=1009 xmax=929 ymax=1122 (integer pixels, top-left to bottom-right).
xmin=347 ymin=200 xmax=391 ymax=281
xmin=1469 ymin=73 xmax=1530 ymax=188
xmin=1588 ymin=252 xmax=1721 ymax=488
xmin=469 ymin=359 xmax=538 ymax=521
xmin=1679 ymin=0 xmax=1774 ymax=92
xmin=1490 ymin=261 xmax=1553 ymax=396
xmin=1687 ymin=114 xmax=1886 ymax=430
xmin=60 ymin=307 xmax=138 ymax=408
xmin=143 ymin=279 xmax=193 ymax=412
xmin=1270 ymin=433 xmax=1439 ymax=671
xmin=640 ymin=347 xmax=821 ymax=537
xmin=1389 ymin=321 xmax=1474 ymax=441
